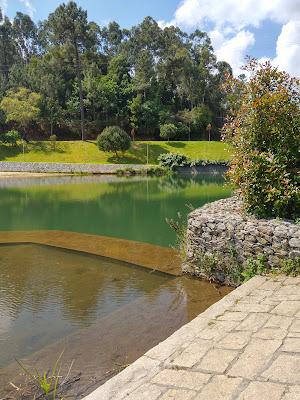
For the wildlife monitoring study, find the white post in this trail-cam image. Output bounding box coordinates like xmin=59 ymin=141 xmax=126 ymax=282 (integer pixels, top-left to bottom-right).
xmin=146 ymin=143 xmax=149 ymax=165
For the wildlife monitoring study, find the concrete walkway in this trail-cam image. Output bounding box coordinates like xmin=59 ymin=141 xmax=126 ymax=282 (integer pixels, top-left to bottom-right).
xmin=85 ymin=275 xmax=300 ymax=400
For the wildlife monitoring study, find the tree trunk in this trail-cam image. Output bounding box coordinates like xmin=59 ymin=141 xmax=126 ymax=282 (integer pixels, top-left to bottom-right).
xmin=74 ymin=42 xmax=85 ymax=141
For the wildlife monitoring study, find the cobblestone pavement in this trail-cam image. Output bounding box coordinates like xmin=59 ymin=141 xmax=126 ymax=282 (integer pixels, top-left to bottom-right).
xmin=84 ymin=275 xmax=300 ymax=400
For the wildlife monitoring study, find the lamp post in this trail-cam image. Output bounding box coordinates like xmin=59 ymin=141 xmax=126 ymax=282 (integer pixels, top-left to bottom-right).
xmin=206 ymin=123 xmax=212 ymax=141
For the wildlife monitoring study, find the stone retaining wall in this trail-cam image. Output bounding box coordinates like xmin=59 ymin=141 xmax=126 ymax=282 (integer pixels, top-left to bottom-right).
xmin=0 ymin=161 xmax=146 ymax=174
xmin=185 ymin=197 xmax=300 ymax=275
xmin=175 ymin=165 xmax=228 ymax=175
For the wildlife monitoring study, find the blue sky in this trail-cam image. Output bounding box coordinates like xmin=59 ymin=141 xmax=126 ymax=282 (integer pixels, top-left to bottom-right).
xmin=2 ymin=0 xmax=299 ymax=76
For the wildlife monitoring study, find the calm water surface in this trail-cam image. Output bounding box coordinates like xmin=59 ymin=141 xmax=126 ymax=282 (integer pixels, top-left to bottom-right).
xmin=0 ymin=174 xmax=230 ymax=246
xmin=0 ymin=244 xmax=172 ymax=367
xmin=0 ymin=174 xmax=232 ymax=397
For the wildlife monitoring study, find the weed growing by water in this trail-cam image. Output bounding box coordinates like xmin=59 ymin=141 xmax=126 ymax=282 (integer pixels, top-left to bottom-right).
xmin=166 ymin=203 xmax=194 ymax=259
xmin=241 ymin=255 xmax=268 ymax=282
xmin=9 ymin=352 xmax=78 ymax=400
xmin=276 ymin=257 xmax=300 ymax=277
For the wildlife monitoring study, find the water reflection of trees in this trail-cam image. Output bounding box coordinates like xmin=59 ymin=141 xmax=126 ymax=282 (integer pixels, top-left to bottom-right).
xmin=0 ymin=175 xmax=231 ymax=246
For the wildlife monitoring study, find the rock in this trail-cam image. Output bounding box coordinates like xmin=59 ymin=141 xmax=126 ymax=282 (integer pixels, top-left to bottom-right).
xmin=289 ymin=238 xmax=300 ymax=248
xmin=185 ymin=197 xmax=300 ymax=279
xmin=289 ymin=250 xmax=300 ymax=259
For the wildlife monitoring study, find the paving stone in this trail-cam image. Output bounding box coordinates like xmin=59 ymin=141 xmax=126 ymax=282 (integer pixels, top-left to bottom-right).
xmin=276 ymin=286 xmax=300 ymax=296
xmin=239 ymin=295 xmax=266 ymax=304
xmin=194 ymin=375 xmax=243 ymax=400
xmin=237 ymin=381 xmax=285 ymax=400
xmin=216 ymin=331 xmax=251 ymax=350
xmin=264 ymin=315 xmax=293 ymax=330
xmin=151 ymin=370 xmax=211 ymax=390
xmin=259 ymin=280 xmax=283 ymax=290
xmin=281 ymin=386 xmax=300 ymax=400
xmin=84 ymin=356 xmax=160 ymax=400
xmin=197 ymin=348 xmax=238 ymax=373
xmin=236 ymin=313 xmax=270 ymax=332
xmin=232 ymin=303 xmax=273 ymax=313
xmin=196 ymin=320 xmax=238 ymax=340
xmin=170 ymin=340 xmax=211 ymax=368
xmin=217 ymin=311 xmax=248 ymax=322
xmin=262 ymin=354 xmax=300 ymax=384
xmin=282 ymin=338 xmax=300 ymax=352
xmin=253 ymin=328 xmax=287 ymax=340
xmin=228 ymin=339 xmax=282 ymax=379
xmin=271 ymin=301 xmax=300 ymax=316
xmin=126 ymin=384 xmax=164 ymax=400
xmin=287 ymin=331 xmax=300 ymax=338
xmin=290 ymin=319 xmax=300 ymax=332
xmin=283 ymin=277 xmax=300 ymax=285
xmin=159 ymin=389 xmax=196 ymax=400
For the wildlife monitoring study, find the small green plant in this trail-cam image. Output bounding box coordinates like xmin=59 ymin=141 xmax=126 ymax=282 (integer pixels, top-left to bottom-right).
xmin=49 ymin=134 xmax=57 ymax=150
xmin=277 ymin=257 xmax=300 ymax=277
xmin=191 ymin=249 xmax=245 ymax=287
xmin=158 ymin=153 xmax=190 ymax=169
xmin=166 ymin=204 xmax=194 ymax=259
xmin=241 ymin=255 xmax=268 ymax=282
xmin=13 ymin=351 xmax=73 ymax=399
xmin=116 ymin=166 xmax=171 ymax=177
xmin=145 ymin=166 xmax=171 ymax=176
xmin=97 ymin=126 xmax=131 ymax=158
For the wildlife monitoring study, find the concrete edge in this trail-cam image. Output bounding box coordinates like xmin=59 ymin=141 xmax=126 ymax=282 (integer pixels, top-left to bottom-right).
xmin=83 ymin=276 xmax=266 ymax=400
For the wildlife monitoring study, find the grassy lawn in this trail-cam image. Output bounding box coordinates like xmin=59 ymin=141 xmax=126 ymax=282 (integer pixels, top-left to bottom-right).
xmin=0 ymin=140 xmax=232 ymax=164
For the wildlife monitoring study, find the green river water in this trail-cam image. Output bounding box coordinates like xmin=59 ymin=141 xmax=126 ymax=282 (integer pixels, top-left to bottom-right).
xmin=0 ymin=173 xmax=232 ymax=397
xmin=0 ymin=174 xmax=230 ymax=247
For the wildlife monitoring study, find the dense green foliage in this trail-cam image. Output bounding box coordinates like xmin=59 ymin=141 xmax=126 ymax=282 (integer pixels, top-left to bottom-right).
xmin=97 ymin=126 xmax=131 ymax=157
xmin=0 ymin=2 xmax=231 ymax=140
xmin=223 ymin=60 xmax=300 ymax=219
xmin=0 ymin=88 xmax=41 ymax=139
xmin=158 ymin=152 xmax=230 ymax=169
xmin=0 ymin=129 xmax=20 ymax=145
xmin=159 ymin=124 xmax=178 ymax=140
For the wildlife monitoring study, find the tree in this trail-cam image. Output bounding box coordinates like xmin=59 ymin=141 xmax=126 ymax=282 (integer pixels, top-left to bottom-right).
xmin=13 ymin=12 xmax=37 ymax=63
xmin=100 ymin=21 xmax=124 ymax=57
xmin=0 ymin=130 xmax=20 ymax=146
xmin=97 ymin=126 xmax=131 ymax=157
xmin=223 ymin=60 xmax=300 ymax=219
xmin=160 ymin=123 xmax=177 ymax=141
xmin=0 ymin=87 xmax=41 ymax=138
xmin=0 ymin=7 xmax=233 ymax=140
xmin=0 ymin=10 xmax=17 ymax=88
xmin=190 ymin=105 xmax=212 ymax=133
xmin=46 ymin=1 xmax=97 ymax=140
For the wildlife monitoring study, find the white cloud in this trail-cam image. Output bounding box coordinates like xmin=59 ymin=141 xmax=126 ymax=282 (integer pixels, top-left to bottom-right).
xmin=0 ymin=0 xmax=8 ymax=15
xmin=19 ymin=0 xmax=36 ymax=18
xmin=0 ymin=0 xmax=36 ymax=19
xmin=273 ymin=21 xmax=300 ymax=76
xmin=162 ymin=0 xmax=300 ymax=76
xmin=173 ymin=0 xmax=300 ymax=29
xmin=210 ymin=30 xmax=255 ymax=75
